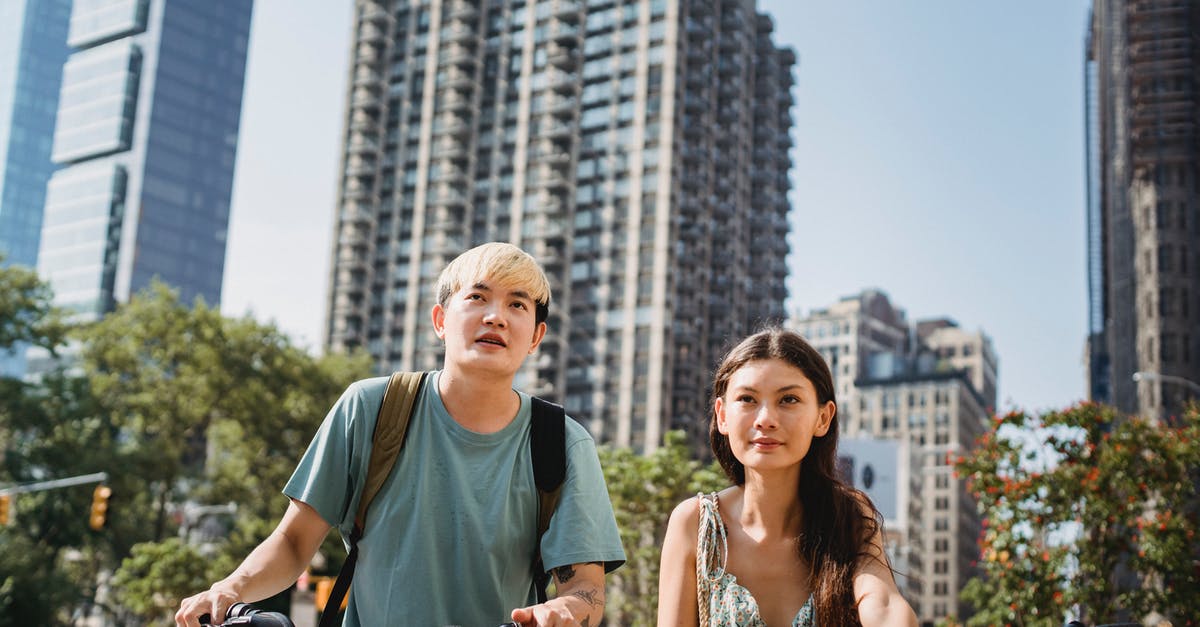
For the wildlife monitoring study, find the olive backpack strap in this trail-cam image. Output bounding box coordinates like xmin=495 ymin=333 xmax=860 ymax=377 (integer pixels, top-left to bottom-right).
xmin=319 ymin=371 xmax=427 ymax=627
xmin=529 ymin=396 xmax=567 ymax=603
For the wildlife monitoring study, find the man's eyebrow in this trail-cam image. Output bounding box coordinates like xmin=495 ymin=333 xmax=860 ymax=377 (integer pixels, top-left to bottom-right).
xmin=509 ymin=289 xmax=533 ymax=301
xmin=471 ymin=282 xmax=492 ymax=291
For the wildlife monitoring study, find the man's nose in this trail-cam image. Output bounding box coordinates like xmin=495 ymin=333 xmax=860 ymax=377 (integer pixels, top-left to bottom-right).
xmin=482 ymin=305 xmax=507 ymax=327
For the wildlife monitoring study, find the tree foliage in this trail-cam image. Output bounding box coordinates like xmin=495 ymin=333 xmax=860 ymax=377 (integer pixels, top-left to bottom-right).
xmin=0 ymin=258 xmax=65 ymax=353
xmin=599 ymin=430 xmax=725 ymax=626
xmin=955 ymin=404 xmax=1200 ymax=626
xmin=109 ymin=538 xmax=238 ymax=625
xmin=1 ymin=281 xmax=372 ymax=624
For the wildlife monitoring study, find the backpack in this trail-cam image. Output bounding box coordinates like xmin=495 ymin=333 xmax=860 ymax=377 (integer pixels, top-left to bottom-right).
xmin=318 ymin=371 xmax=566 ymax=627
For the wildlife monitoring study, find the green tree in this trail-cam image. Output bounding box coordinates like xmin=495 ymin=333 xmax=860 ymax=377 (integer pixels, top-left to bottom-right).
xmin=0 ymin=257 xmax=65 ymax=354
xmin=1 ymin=280 xmax=371 ymax=624
xmin=956 ymin=404 xmax=1200 ymax=626
xmin=599 ymin=430 xmax=725 ymax=626
xmin=109 ymin=538 xmax=238 ymax=625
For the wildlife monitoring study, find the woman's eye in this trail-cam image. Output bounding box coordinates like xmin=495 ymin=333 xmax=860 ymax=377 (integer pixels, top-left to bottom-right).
xmin=736 ymin=395 xmax=756 ymax=404
xmin=781 ymin=395 xmax=800 ymax=404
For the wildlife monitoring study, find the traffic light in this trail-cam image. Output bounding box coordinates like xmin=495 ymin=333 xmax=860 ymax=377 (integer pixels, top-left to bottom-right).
xmin=0 ymin=494 xmax=10 ymax=525
xmin=89 ymin=485 xmax=112 ymax=530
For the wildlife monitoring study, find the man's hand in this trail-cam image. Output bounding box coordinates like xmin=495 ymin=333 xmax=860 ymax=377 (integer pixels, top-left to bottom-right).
xmin=510 ymin=562 xmax=605 ymax=627
xmin=509 ymin=601 xmax=580 ymax=627
xmin=175 ymin=585 xmax=240 ymax=626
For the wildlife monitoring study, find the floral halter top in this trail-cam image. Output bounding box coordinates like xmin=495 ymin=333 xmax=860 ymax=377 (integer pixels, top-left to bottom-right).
xmin=696 ymin=493 xmax=816 ymax=627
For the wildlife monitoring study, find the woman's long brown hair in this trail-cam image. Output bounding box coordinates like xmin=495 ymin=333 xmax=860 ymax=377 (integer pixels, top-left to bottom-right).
xmin=709 ymin=327 xmax=888 ymax=626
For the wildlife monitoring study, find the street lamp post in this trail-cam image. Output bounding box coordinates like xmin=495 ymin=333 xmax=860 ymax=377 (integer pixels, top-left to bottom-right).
xmin=1131 ymin=371 xmax=1200 ymax=395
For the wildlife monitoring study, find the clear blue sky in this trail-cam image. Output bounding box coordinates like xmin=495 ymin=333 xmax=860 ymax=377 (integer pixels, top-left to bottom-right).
xmin=222 ymin=0 xmax=1092 ymax=413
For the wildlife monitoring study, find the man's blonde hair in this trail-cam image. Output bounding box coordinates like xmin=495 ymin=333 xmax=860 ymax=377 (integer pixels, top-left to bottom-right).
xmin=436 ymin=242 xmax=552 ymax=323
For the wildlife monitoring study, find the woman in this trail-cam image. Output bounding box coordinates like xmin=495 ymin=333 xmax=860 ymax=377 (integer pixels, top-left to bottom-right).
xmin=658 ymin=328 xmax=917 ymax=626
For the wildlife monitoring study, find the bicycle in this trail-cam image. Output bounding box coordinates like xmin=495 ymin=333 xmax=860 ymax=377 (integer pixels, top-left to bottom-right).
xmin=199 ymin=602 xmax=294 ymax=627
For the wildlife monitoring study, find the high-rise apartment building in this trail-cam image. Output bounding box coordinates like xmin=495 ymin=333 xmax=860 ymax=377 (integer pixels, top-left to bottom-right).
xmin=326 ymin=0 xmax=795 ymax=452
xmin=34 ymin=0 xmax=253 ymax=332
xmin=0 ymin=0 xmax=72 ymax=377
xmin=789 ymin=290 xmax=996 ymax=624
xmin=1085 ymin=0 xmax=1199 ymax=421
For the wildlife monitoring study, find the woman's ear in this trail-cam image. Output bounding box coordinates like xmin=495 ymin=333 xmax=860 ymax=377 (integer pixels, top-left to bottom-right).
xmin=715 ymin=396 xmax=729 ymax=435
xmin=815 ymin=400 xmax=835 ymax=437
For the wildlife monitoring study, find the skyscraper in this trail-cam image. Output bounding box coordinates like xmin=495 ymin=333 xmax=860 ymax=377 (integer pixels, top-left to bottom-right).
xmin=325 ymin=0 xmax=795 ymax=452
xmin=1086 ymin=0 xmax=1199 ymax=421
xmin=34 ymin=0 xmax=253 ymax=332
xmin=0 ymin=0 xmax=72 ymax=269
xmin=0 ymin=0 xmax=72 ymax=376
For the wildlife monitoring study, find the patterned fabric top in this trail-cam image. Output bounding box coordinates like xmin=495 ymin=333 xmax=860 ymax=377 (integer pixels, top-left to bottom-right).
xmin=695 ymin=493 xmax=815 ymax=627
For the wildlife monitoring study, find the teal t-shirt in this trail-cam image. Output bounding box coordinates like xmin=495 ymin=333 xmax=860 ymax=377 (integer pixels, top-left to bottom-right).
xmin=283 ymin=371 xmax=625 ymax=627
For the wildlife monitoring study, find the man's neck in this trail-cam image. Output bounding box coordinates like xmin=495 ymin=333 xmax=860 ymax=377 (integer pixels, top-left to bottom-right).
xmin=437 ymin=366 xmax=521 ymax=433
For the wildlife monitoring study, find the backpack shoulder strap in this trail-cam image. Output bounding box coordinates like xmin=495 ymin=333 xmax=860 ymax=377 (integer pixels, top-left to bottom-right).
xmin=355 ymin=371 xmax=427 ymax=532
xmin=530 ymin=396 xmax=567 ymax=603
xmin=320 ymin=371 xmax=426 ymax=627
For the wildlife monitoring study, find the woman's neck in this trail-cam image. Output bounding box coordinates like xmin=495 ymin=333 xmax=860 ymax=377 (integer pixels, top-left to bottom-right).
xmin=736 ymin=469 xmax=803 ymax=540
xmin=437 ymin=367 xmax=520 ymax=432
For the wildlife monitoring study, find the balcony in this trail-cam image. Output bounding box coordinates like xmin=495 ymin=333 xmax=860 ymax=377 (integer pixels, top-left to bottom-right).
xmin=530 ymin=165 xmax=569 ymax=190
xmin=431 ymin=138 xmax=468 ymax=160
xmin=441 ymin=25 xmax=475 ymax=45
xmin=542 ymin=93 xmax=576 ymax=118
xmin=445 ymin=0 xmax=479 ymax=24
xmin=345 ymin=158 xmax=377 ymax=177
xmin=339 ymin=201 xmax=376 ymax=226
xmin=353 ymin=68 xmax=383 ymax=87
xmin=440 ymin=43 xmax=477 ymax=68
xmin=546 ymin=42 xmax=580 ymax=69
xmin=548 ymin=0 xmax=583 ymax=22
xmin=359 ymin=4 xmax=392 ymax=25
xmin=359 ymin=23 xmax=387 ymax=44
xmin=534 ymin=119 xmax=573 ymax=139
xmin=346 ymin=136 xmax=379 ymax=155
xmin=440 ymin=69 xmax=477 ymax=91
xmin=427 ymin=184 xmax=468 ymax=207
xmin=436 ymin=115 xmax=472 ymax=138
xmin=351 ymin=87 xmax=382 ymax=111
xmin=544 ymin=68 xmax=578 ymax=94
xmin=348 ymin=112 xmax=379 ymax=132
xmin=342 ymin=182 xmax=376 ymax=202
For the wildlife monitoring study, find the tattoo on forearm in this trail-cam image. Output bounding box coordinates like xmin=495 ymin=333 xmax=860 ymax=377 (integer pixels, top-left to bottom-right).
xmin=552 ymin=564 xmax=576 ymax=583
xmin=570 ymin=587 xmax=603 ymax=608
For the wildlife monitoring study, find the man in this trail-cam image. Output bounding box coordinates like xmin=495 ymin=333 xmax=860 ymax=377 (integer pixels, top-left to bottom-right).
xmin=176 ymin=242 xmax=625 ymax=626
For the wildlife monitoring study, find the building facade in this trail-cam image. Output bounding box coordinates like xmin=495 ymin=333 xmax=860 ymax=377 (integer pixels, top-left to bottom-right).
xmin=789 ymin=290 xmax=996 ymax=624
xmin=0 ymin=0 xmax=73 ymax=376
xmin=34 ymin=0 xmax=253 ymax=333
xmin=325 ymin=0 xmax=795 ymax=452
xmin=1086 ymin=0 xmax=1200 ymax=421
xmin=786 ymin=288 xmax=910 ymax=419
xmin=853 ymin=372 xmax=988 ymax=623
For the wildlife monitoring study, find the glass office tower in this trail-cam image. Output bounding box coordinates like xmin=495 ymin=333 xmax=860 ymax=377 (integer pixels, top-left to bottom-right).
xmin=0 ymin=0 xmax=72 ymax=376
xmin=36 ymin=0 xmax=253 ymax=330
xmin=325 ymin=0 xmax=796 ymax=453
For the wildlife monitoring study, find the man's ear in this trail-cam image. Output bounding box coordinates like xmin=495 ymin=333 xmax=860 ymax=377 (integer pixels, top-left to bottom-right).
xmin=714 ymin=396 xmax=729 ymax=435
xmin=527 ymin=321 xmax=547 ymax=354
xmin=431 ymin=303 xmax=446 ymax=340
xmin=815 ymin=400 xmax=836 ymax=437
